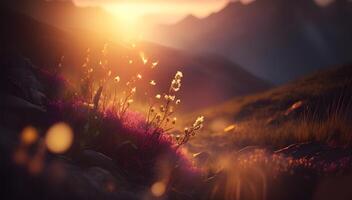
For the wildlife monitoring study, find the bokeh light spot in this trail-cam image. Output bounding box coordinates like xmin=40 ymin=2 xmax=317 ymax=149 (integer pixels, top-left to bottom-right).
xmin=151 ymin=181 xmax=166 ymax=197
xmin=20 ymin=126 xmax=38 ymax=145
xmin=45 ymin=123 xmax=73 ymax=154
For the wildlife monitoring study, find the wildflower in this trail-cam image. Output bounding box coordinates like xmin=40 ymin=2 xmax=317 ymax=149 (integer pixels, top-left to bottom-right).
xmin=170 ymin=71 xmax=183 ymax=92
xmin=169 ymin=95 xmax=175 ymax=101
xmin=172 ymin=117 xmax=177 ymax=124
xmin=177 ymin=116 xmax=204 ymax=148
xmin=155 ymin=114 xmax=161 ymax=122
xmin=137 ymin=74 xmax=142 ymax=79
xmin=155 ymin=94 xmax=161 ymax=99
xmin=129 ymin=60 xmax=133 ymax=64
xmin=150 ymin=80 xmax=156 ymax=86
xmin=151 ymin=61 xmax=158 ymax=68
xmin=175 ymin=99 xmax=181 ymax=105
xmin=139 ymin=52 xmax=148 ymax=64
xmin=168 ymin=106 xmax=174 ymax=114
xmin=175 ymin=71 xmax=183 ymax=79
xmin=193 ymin=116 xmax=204 ymax=131
xmin=83 ymin=102 xmax=95 ymax=109
xmin=58 ymin=55 xmax=64 ymax=68
xmin=131 ymin=87 xmax=136 ymax=93
xmin=114 ymin=76 xmax=120 ymax=82
xmin=160 ymin=105 xmax=166 ymax=112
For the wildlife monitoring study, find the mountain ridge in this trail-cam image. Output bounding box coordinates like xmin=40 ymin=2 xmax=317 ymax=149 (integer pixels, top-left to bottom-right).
xmin=146 ymin=0 xmax=352 ymax=84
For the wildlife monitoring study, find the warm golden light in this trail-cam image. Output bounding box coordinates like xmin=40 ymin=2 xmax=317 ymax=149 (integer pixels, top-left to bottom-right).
xmin=73 ymin=0 xmax=230 ymax=40
xmin=45 ymin=123 xmax=74 ymax=154
xmin=20 ymin=126 xmax=38 ymax=145
xmin=151 ymin=181 xmax=166 ymax=197
xmin=100 ymin=1 xmax=229 ymax=24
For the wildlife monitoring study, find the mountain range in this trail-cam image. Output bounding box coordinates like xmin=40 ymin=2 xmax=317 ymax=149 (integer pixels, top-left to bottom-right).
xmin=146 ymin=0 xmax=352 ymax=83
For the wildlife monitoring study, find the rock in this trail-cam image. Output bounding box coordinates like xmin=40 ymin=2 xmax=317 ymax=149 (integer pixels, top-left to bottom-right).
xmin=85 ymin=167 xmax=118 ymax=193
xmin=1 ymin=52 xmax=46 ymax=107
xmin=76 ymin=150 xmax=127 ymax=184
xmin=43 ymin=159 xmax=140 ymax=200
xmin=0 ymin=94 xmax=46 ymax=112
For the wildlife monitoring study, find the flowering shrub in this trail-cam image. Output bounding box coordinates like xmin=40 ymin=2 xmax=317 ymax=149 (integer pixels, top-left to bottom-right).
xmin=38 ymin=44 xmax=205 ymax=194
xmin=44 ymin=100 xmax=199 ymax=185
xmin=55 ymin=43 xmax=204 ymax=148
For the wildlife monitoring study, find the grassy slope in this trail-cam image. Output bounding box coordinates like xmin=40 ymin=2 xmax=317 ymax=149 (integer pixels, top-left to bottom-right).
xmin=186 ymin=64 xmax=352 ymax=154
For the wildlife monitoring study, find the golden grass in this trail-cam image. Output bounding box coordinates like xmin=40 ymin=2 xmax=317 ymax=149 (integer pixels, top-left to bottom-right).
xmin=186 ymin=66 xmax=352 ymax=151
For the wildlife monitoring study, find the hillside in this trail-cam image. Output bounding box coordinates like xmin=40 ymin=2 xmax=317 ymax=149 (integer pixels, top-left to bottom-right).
xmin=2 ymin=0 xmax=124 ymax=39
xmin=186 ymin=64 xmax=352 ymax=153
xmin=146 ymin=0 xmax=352 ymax=83
xmin=2 ymin=3 xmax=352 ymax=200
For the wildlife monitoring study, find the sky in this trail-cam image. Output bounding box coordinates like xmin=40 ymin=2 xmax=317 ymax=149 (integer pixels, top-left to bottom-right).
xmin=72 ymin=0 xmax=336 ymax=25
xmin=71 ymin=0 xmax=337 ymax=40
xmin=73 ymin=0 xmax=235 ymax=24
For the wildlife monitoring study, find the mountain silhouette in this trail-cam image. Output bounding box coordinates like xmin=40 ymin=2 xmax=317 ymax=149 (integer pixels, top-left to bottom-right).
xmin=146 ymin=0 xmax=352 ymax=84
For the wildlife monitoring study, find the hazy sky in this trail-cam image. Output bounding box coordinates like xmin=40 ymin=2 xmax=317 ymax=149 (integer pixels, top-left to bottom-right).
xmin=74 ymin=0 xmax=334 ymax=23
xmin=72 ymin=0 xmax=335 ymax=25
xmin=73 ymin=0 xmax=238 ymax=24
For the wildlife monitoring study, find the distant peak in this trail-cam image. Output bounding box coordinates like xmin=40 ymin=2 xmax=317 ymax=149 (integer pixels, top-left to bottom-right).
xmin=224 ymin=0 xmax=256 ymax=7
xmin=183 ymin=14 xmax=199 ymax=22
xmin=175 ymin=14 xmax=199 ymax=26
xmin=220 ymin=0 xmax=245 ymax=12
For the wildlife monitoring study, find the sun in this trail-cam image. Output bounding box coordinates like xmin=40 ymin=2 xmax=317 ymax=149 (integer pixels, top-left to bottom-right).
xmin=101 ymin=2 xmax=160 ymax=40
xmin=103 ymin=3 xmax=146 ymax=25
